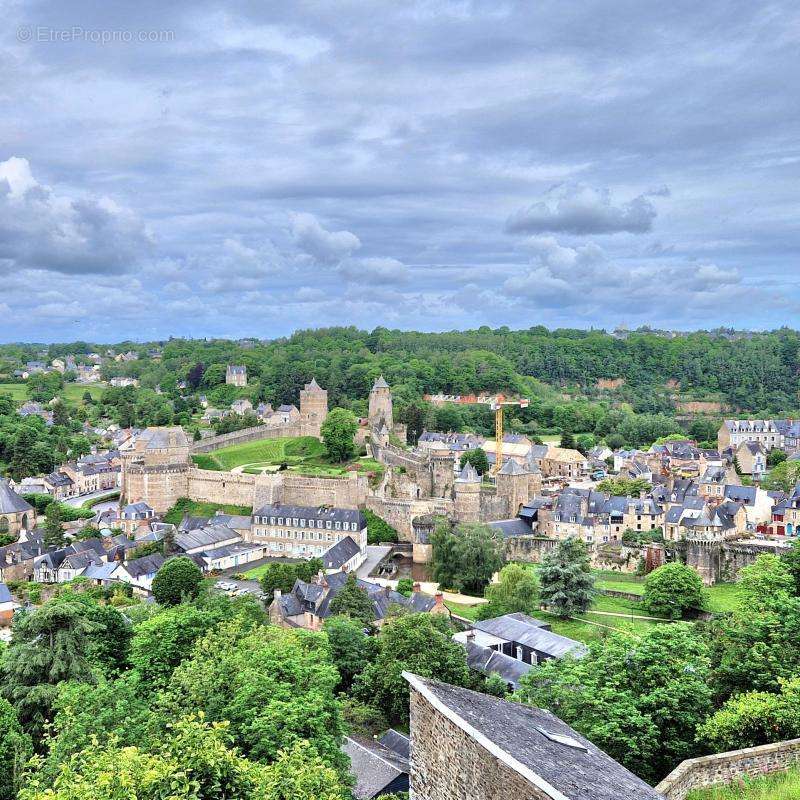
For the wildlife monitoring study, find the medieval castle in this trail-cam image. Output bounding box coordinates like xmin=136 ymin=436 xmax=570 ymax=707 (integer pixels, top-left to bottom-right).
xmin=120 ymin=376 xmax=539 ymax=547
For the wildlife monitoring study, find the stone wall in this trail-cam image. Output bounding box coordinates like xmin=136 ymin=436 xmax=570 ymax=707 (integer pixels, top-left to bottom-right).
xmin=281 ymin=473 xmax=367 ymax=509
xmin=503 ymin=536 xmax=559 ymax=563
xmin=365 ymin=496 xmax=449 ymax=540
xmin=191 ymin=423 xmax=302 ymax=453
xmin=656 ymin=739 xmax=800 ymax=800
xmin=187 ymin=468 xmax=258 ymax=507
xmin=123 ymin=464 xmax=190 ymax=512
xmin=408 ymin=685 xmax=551 ymax=800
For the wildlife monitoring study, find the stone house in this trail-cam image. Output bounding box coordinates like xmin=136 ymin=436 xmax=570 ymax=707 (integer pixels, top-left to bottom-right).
xmin=110 ymin=552 xmax=166 ymax=593
xmin=226 ymin=365 xmax=247 ymax=387
xmin=44 ymin=471 xmax=76 ymax=500
xmin=718 ymin=419 xmax=783 ymax=452
xmin=540 ymin=446 xmax=589 ymax=480
xmin=0 ymin=582 xmax=19 ymax=628
xmin=117 ymin=502 xmax=156 ymax=535
xmin=230 ymin=398 xmax=253 ymax=415
xmin=403 ymin=673 xmax=663 ymax=800
xmin=250 ymin=504 xmax=368 ymax=560
xmin=269 ymin=571 xmax=445 ymax=631
xmin=735 ymin=441 xmax=767 ymax=480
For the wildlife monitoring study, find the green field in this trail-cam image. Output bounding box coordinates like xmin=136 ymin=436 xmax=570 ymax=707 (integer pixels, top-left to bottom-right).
xmin=687 ymin=767 xmax=800 ymax=799
xmin=0 ymin=382 xmax=104 ymax=407
xmin=163 ymin=498 xmax=253 ymax=525
xmin=192 ymin=436 xmax=385 ymax=484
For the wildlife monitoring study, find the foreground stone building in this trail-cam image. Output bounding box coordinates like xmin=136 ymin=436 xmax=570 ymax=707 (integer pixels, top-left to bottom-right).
xmin=404 ymin=673 xmax=663 ymax=800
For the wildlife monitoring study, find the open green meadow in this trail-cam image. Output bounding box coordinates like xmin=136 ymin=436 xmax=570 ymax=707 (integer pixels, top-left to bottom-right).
xmin=0 ymin=382 xmax=104 ymax=407
xmin=163 ymin=498 xmax=253 ymax=525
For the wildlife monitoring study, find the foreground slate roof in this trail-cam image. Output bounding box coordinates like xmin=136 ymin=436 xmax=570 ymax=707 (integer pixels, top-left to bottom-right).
xmin=404 ymin=674 xmax=664 ymax=800
xmin=342 ymin=736 xmax=410 ymax=800
xmin=472 ymin=613 xmax=588 ymax=660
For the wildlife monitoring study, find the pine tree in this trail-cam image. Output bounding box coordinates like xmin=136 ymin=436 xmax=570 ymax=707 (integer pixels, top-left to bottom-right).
xmin=43 ymin=503 xmax=65 ymax=549
xmin=328 ymin=574 xmax=375 ymax=627
xmin=539 ymin=538 xmax=595 ymax=618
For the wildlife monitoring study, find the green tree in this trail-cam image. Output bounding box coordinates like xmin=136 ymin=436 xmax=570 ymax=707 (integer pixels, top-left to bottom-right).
xmin=130 ymin=604 xmax=219 ymax=687
xmin=781 ymin=539 xmax=800 ymax=596
xmin=596 ymin=476 xmax=651 ymax=496
xmin=328 ymin=574 xmax=375 ymax=627
xmin=259 ymin=740 xmax=350 ymax=800
xmin=641 ymin=563 xmax=705 ymax=619
xmin=363 ymin=508 xmax=399 ymax=545
xmin=321 ymin=408 xmax=358 ymax=462
xmin=763 ymin=460 xmax=800 ymax=492
xmin=477 ymin=563 xmax=539 ymax=620
xmin=20 ymin=715 xmax=274 ymax=800
xmin=697 ymin=677 xmax=800 ymax=752
xmin=163 ymin=620 xmax=347 ymax=772
xmin=355 ymin=613 xmax=469 ymax=724
xmin=0 ymin=698 xmax=32 ymax=800
xmin=431 ymin=521 xmax=505 ymax=595
xmin=560 ymin=431 xmax=576 ymax=449
xmin=459 ymin=447 xmax=489 ymax=475
xmin=738 ymin=554 xmax=795 ymax=610
xmin=43 ymin=502 xmax=65 ymax=549
xmin=41 ymin=674 xmax=162 ymax=780
xmin=1 ymin=600 xmax=101 ymax=739
xmin=323 ymin=615 xmax=376 ymax=692
xmin=396 ymin=577 xmax=414 ymax=597
xmin=51 ymin=400 xmax=69 ymax=427
xmin=768 ymin=448 xmax=788 ymax=467
xmin=515 ymin=624 xmax=712 ymax=782
xmin=538 ymin=538 xmax=594 ymax=617
xmin=151 ymin=556 xmax=203 ymax=606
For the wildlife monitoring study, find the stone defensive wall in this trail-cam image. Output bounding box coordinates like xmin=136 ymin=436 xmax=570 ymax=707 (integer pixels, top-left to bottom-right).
xmin=186 ymin=467 xmax=367 ymax=511
xmin=191 ymin=423 xmax=302 ymax=453
xmin=504 ymin=535 xmax=559 ymax=563
xmin=365 ymin=496 xmax=453 ymax=540
xmin=656 ymin=738 xmax=800 ymax=800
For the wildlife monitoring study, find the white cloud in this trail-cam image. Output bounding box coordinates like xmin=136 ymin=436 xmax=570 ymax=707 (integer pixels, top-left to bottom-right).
xmin=339 ymin=256 xmax=410 ymax=284
xmin=505 ymin=184 xmax=659 ymax=235
xmin=289 ymin=212 xmax=362 ymax=264
xmin=0 ymin=157 xmax=152 ymax=275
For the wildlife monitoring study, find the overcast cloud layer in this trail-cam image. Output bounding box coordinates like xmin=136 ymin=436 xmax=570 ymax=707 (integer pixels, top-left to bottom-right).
xmin=1 ymin=0 xmax=799 ymax=342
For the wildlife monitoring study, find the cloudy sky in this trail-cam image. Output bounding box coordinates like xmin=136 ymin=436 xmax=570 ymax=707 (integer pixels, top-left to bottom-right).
xmin=1 ymin=0 xmax=799 ymax=342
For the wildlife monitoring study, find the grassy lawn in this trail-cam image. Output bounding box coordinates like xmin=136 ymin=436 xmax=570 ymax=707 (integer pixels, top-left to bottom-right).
xmin=192 ymin=436 xmax=325 ymax=471
xmin=163 ymin=498 xmax=253 ymax=525
xmin=0 ymin=382 xmax=104 ymax=407
xmin=191 ymin=436 xmax=385 ymax=484
xmin=687 ymin=767 xmax=800 ymax=799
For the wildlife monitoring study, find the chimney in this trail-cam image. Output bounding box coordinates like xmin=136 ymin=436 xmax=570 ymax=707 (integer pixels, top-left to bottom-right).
xmin=466 ymin=629 xmax=476 ymax=642
xmin=274 ymin=588 xmax=282 ymax=601
xmin=412 ymin=581 xmax=421 ymax=593
xmin=433 ymin=591 xmax=445 ymax=611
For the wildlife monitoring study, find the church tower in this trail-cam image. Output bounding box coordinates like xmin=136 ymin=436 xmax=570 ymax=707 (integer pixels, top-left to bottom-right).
xmin=300 ymin=378 xmax=328 ymax=437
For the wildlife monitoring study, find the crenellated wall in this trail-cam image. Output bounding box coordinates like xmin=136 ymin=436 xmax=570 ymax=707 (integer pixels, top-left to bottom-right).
xmin=191 ymin=423 xmax=303 ymax=453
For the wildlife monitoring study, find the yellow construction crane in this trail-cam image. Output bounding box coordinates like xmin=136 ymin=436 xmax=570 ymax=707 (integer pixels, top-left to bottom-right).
xmin=489 ymin=395 xmax=530 ymax=472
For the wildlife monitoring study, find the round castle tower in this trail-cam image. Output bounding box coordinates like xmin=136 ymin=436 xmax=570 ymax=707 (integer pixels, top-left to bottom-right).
xmin=453 ymin=461 xmax=482 ymax=522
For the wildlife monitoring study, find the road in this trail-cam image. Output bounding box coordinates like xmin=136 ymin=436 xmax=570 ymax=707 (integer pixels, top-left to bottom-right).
xmin=62 ymin=489 xmax=120 ymax=521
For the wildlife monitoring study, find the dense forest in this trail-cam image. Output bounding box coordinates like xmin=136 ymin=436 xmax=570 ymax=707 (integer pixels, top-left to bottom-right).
xmin=2 ymin=326 xmax=799 ymax=448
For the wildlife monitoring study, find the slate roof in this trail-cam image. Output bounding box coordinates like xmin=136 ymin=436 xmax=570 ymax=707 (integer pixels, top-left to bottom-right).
xmin=463 ymin=639 xmax=533 ymax=688
xmin=175 ymin=524 xmax=240 ymax=552
xmin=121 ymin=502 xmax=154 ymax=518
xmin=489 ymin=518 xmax=535 ymax=538
xmin=378 ymin=730 xmax=410 ymax=760
xmin=498 ymin=458 xmax=526 ymax=475
xmin=322 ymin=536 xmax=361 ymax=570
xmin=404 ymin=675 xmax=664 ymax=800
xmin=277 ymin=571 xmax=436 ymax=622
xmin=253 ymin=504 xmax=366 ymax=528
xmin=0 ymin=479 xmax=33 ymax=514
xmin=342 ymin=736 xmax=409 ymax=800
xmin=212 ymin=513 xmax=252 ymax=530
xmin=724 ymin=485 xmax=757 ymax=505
xmin=473 ymin=613 xmax=587 ymax=659
xmin=372 ymin=375 xmax=390 ymax=389
xmin=121 ymin=552 xmax=165 ymax=578
xmin=82 ymin=562 xmax=118 ymax=581
xmin=178 ymin=515 xmax=210 ymax=531
xmin=45 ymin=471 xmax=74 ymax=487
xmin=456 ymin=462 xmax=480 ymax=482
xmin=0 ymin=582 xmax=14 ymax=604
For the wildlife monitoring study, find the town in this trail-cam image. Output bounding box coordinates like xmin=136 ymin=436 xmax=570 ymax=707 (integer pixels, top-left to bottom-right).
xmin=3 ymin=331 xmax=800 ymax=799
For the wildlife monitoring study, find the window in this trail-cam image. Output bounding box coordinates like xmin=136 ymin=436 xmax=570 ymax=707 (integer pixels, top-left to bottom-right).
xmin=270 ymin=517 xmax=275 ymax=525
xmin=277 ymin=517 xmax=283 ymax=525
xmin=335 ymin=521 xmax=341 ymax=530
xmin=300 ymin=518 xmax=306 ymax=527
xmin=326 ymin=521 xmax=332 ymax=529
